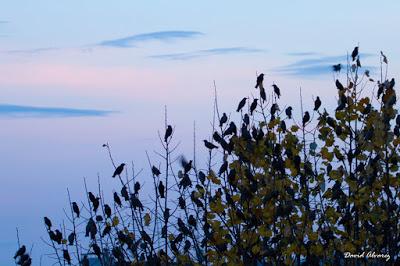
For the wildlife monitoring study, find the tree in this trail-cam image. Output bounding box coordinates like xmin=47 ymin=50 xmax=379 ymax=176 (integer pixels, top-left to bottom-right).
xmin=41 ymin=47 xmax=399 ymax=265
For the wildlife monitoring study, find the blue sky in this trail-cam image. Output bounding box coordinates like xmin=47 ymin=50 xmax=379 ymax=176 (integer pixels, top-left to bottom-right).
xmin=1 ymin=0 xmax=400 ymax=264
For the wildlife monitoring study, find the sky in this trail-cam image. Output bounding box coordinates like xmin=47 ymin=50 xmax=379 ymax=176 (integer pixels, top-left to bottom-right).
xmin=1 ymin=0 xmax=400 ymax=264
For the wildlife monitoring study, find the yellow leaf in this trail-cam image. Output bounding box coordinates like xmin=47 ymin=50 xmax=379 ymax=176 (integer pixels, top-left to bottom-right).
xmin=144 ymin=213 xmax=151 ymax=226
xmin=112 ymin=216 xmax=119 ymax=227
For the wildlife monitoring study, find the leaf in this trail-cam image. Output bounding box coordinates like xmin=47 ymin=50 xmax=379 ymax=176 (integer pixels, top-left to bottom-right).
xmin=144 ymin=213 xmax=151 ymax=226
xmin=112 ymin=216 xmax=119 ymax=227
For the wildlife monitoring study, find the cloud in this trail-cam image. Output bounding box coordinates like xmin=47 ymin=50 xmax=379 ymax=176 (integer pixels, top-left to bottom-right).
xmin=150 ymin=47 xmax=264 ymax=60
xmin=286 ymin=52 xmax=318 ymax=56
xmin=98 ymin=30 xmax=203 ymax=48
xmin=274 ymin=53 xmax=375 ymax=77
xmin=0 ymin=104 xmax=114 ymax=118
xmin=6 ymin=47 xmax=59 ymax=55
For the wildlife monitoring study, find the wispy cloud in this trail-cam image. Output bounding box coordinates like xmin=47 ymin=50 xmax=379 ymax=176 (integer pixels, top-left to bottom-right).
xmin=150 ymin=47 xmax=264 ymax=60
xmin=274 ymin=53 xmax=375 ymax=77
xmin=0 ymin=20 xmax=8 ymax=24
xmin=286 ymin=52 xmax=318 ymax=56
xmin=0 ymin=104 xmax=114 ymax=118
xmin=6 ymin=47 xmax=59 ymax=55
xmin=99 ymin=30 xmax=203 ymax=48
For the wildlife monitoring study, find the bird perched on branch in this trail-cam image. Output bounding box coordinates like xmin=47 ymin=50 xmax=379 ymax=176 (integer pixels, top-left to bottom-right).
xmin=351 ymin=46 xmax=359 ymax=61
xmin=72 ymin=202 xmax=80 ymax=218
xmin=151 ymin=166 xmax=161 ymax=176
xmin=224 ymin=122 xmax=237 ymax=136
xmin=113 ymin=192 xmax=122 ymax=207
xmin=44 ymin=217 xmax=52 ymax=229
xmin=332 ymin=63 xmax=342 ymax=72
xmin=314 ymin=96 xmax=321 ymax=111
xmin=112 ymin=163 xmax=125 ymax=178
xmin=285 ymin=106 xmax=293 ymax=119
xmin=158 ymin=181 xmax=165 ymax=198
xmin=272 ymin=84 xmax=281 ymax=98
xmin=336 ymin=79 xmax=345 ymax=91
xmin=250 ymin=99 xmax=258 ymax=115
xmin=236 ymin=97 xmax=247 ymax=112
xmin=219 ymin=113 xmax=227 ymax=127
xmin=13 ymin=245 xmax=26 ymax=259
xmin=204 ymin=140 xmax=218 ymax=150
xmin=303 ymin=111 xmax=310 ymax=126
xmin=255 ymin=73 xmax=264 ymax=89
xmin=164 ymin=125 xmax=173 ymax=142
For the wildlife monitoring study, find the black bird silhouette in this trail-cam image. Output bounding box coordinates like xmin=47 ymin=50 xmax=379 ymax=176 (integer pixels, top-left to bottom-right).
xmin=260 ymin=87 xmax=266 ymax=101
xmin=113 ymin=192 xmax=122 ymax=207
xmin=335 ymin=79 xmax=345 ymax=91
xmin=188 ymin=215 xmax=197 ymax=228
xmin=54 ymin=229 xmax=63 ymax=244
xmin=121 ymin=186 xmax=129 ymax=201
xmin=134 ymin=181 xmax=141 ymax=194
xmin=314 ymin=96 xmax=321 ymax=111
xmin=72 ymin=202 xmax=80 ymax=218
xmin=224 ymin=122 xmax=237 ymax=136
xmin=104 ymin=204 xmax=112 ymax=218
xmin=219 ymin=160 xmax=228 ymax=175
xmin=63 ymin=249 xmax=71 ymax=265
xmin=280 ymin=120 xmax=287 ymax=132
xmin=13 ymin=245 xmax=26 ymax=259
xmin=158 ymin=181 xmax=165 ymax=198
xmin=141 ymin=230 xmax=152 ymax=244
xmin=102 ymin=225 xmax=111 ymax=237
xmin=112 ymin=163 xmax=125 ymax=178
xmin=270 ymin=103 xmax=279 ymax=116
xmin=44 ymin=217 xmax=52 ymax=229
xmin=18 ymin=254 xmax=30 ymax=266
xmin=303 ymin=111 xmax=310 ymax=126
xmin=178 ymin=196 xmax=186 ymax=209
xmin=351 ymin=46 xmax=359 ymax=61
xmin=151 ymin=166 xmax=161 ymax=176
xmin=332 ymin=63 xmax=342 ymax=72
xmin=88 ymin=192 xmax=100 ymax=212
xmin=198 ymin=171 xmax=206 ymax=184
xmin=92 ymin=243 xmax=101 ymax=258
xmin=377 ymin=83 xmax=384 ymax=99
xmin=67 ymin=232 xmax=75 ymax=246
xmin=183 ymin=240 xmax=192 ymax=253
xmin=179 ymin=173 xmax=192 ymax=189
xmin=250 ymin=99 xmax=258 ymax=115
xmin=272 ymin=84 xmax=281 ymax=98
xmin=181 ymin=158 xmax=192 ymax=174
xmin=213 ymin=131 xmax=222 ymax=143
xmin=177 ymin=218 xmax=190 ymax=236
xmin=285 ymin=106 xmax=292 ymax=119
xmin=164 ymin=125 xmax=173 ymax=142
xmin=204 ymin=140 xmax=218 ymax=150
xmin=255 ymin=73 xmax=264 ymax=88
xmin=219 ymin=113 xmax=227 ymax=127
xmin=86 ymin=218 xmax=97 ymax=239
xmin=236 ymin=97 xmax=247 ymax=112
xmin=243 ymin=113 xmax=250 ymax=125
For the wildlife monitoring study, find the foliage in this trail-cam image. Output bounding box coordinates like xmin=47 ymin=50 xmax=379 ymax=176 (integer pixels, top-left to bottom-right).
xmin=40 ymin=47 xmax=399 ymax=265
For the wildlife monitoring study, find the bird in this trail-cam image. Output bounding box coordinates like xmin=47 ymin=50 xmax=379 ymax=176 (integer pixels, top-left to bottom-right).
xmin=92 ymin=243 xmax=101 ymax=258
xmin=336 ymin=79 xmax=345 ymax=91
xmin=260 ymin=87 xmax=266 ymax=101
xmin=134 ymin=181 xmax=141 ymax=194
xmin=303 ymin=111 xmax=310 ymax=126
xmin=63 ymin=249 xmax=71 ymax=265
xmin=88 ymin=192 xmax=100 ymax=212
xmin=102 ymin=225 xmax=111 ymax=237
xmin=72 ymin=202 xmax=80 ymax=218
xmin=158 ymin=181 xmax=165 ymax=198
xmin=219 ymin=160 xmax=228 ymax=175
xmin=164 ymin=125 xmax=173 ymax=142
xmin=314 ymin=96 xmax=321 ymax=111
xmin=13 ymin=245 xmax=26 ymax=259
xmin=113 ymin=192 xmax=122 ymax=207
xmin=151 ymin=166 xmax=161 ymax=176
xmin=178 ymin=196 xmax=186 ymax=209
xmin=213 ymin=131 xmax=222 ymax=143
xmin=236 ymin=97 xmax=247 ymax=112
xmin=85 ymin=218 xmax=97 ymax=239
xmin=181 ymin=158 xmax=192 ymax=174
xmin=219 ymin=113 xmax=228 ymax=127
xmin=188 ymin=215 xmax=197 ymax=228
xmin=54 ymin=230 xmax=63 ymax=244
xmin=270 ymin=103 xmax=279 ymax=116
xmin=183 ymin=240 xmax=192 ymax=253
xmin=332 ymin=63 xmax=342 ymax=72
xmin=243 ymin=114 xmax=250 ymax=125
xmin=280 ymin=120 xmax=287 ymax=132
xmin=224 ymin=122 xmax=237 ymax=136
xmin=250 ymin=99 xmax=258 ymax=115
xmin=285 ymin=106 xmax=293 ymax=119
xmin=44 ymin=217 xmax=52 ymax=230
xmin=67 ymin=232 xmax=75 ymax=246
xmin=112 ymin=163 xmax=125 ymax=178
xmin=272 ymin=84 xmax=281 ymax=98
xmin=351 ymin=46 xmax=359 ymax=61
xmin=121 ymin=186 xmax=129 ymax=201
xmin=104 ymin=204 xmax=112 ymax=218
xmin=255 ymin=73 xmax=264 ymax=89
xmin=204 ymin=140 xmax=218 ymax=150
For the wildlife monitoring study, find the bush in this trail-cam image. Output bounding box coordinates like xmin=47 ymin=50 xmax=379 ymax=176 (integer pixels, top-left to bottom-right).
xmin=41 ymin=47 xmax=399 ymax=265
